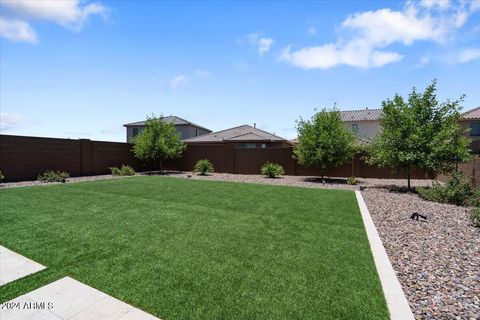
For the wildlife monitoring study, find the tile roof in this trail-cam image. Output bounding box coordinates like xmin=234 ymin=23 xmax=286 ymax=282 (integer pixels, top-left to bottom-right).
xmin=183 ymin=125 xmax=287 ymax=143
xmin=462 ymin=106 xmax=480 ymax=120
xmin=340 ymin=108 xmax=383 ymax=122
xmin=123 ymin=115 xmax=211 ymax=132
xmin=289 ymin=136 xmax=371 ymax=144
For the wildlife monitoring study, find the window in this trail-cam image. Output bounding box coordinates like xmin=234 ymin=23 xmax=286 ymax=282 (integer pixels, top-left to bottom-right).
xmin=470 ymin=123 xmax=480 ymax=136
xmin=132 ymin=127 xmax=144 ymax=137
xmin=351 ymin=123 xmax=359 ymax=134
xmin=236 ymin=143 xmax=257 ymax=149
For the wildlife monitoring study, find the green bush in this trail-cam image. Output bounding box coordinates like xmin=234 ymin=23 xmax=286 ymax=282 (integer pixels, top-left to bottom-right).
xmin=261 ymin=162 xmax=285 ymax=178
xmin=37 ymin=170 xmax=70 ymax=183
xmin=0 ymin=170 xmax=4 ymax=181
xmin=110 ymin=165 xmax=136 ymax=176
xmin=417 ymin=172 xmax=475 ymax=206
xmin=470 ymin=207 xmax=480 ymax=227
xmin=346 ymin=177 xmax=358 ymax=185
xmin=416 ymin=185 xmax=444 ymax=203
xmin=417 ymin=172 xmax=480 ymax=228
xmin=194 ymin=159 xmax=214 ymax=175
xmin=466 ymin=189 xmax=480 ymax=207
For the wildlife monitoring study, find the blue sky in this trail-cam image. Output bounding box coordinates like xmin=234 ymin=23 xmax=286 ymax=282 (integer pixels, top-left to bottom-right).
xmin=1 ymin=0 xmax=480 ymax=141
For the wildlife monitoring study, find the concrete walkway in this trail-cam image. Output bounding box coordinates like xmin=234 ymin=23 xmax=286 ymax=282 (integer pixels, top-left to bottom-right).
xmin=0 ymin=246 xmax=46 ymax=286
xmin=0 ymin=277 xmax=159 ymax=320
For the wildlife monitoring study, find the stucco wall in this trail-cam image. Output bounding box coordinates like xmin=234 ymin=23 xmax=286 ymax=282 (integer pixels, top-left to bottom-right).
xmin=343 ymin=121 xmax=382 ymax=141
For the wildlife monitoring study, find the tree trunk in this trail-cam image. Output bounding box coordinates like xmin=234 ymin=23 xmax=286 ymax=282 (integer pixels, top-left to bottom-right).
xmin=159 ymin=158 xmax=163 ymax=173
xmin=351 ymin=156 xmax=355 ymax=177
xmin=407 ymin=169 xmax=411 ymax=190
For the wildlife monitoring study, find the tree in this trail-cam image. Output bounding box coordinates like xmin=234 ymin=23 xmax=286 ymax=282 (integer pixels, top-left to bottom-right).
xmin=367 ymin=80 xmax=471 ymax=190
xmin=132 ymin=115 xmax=186 ymax=171
xmin=294 ymin=107 xmax=355 ymax=180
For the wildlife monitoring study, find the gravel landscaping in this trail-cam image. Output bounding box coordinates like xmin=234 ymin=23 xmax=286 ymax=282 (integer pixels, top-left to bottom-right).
xmin=0 ymin=174 xmax=133 ymax=188
xmin=168 ymin=171 xmax=434 ymax=190
xmin=363 ymin=186 xmax=480 ymax=320
xmin=1 ymin=171 xmax=478 ymax=319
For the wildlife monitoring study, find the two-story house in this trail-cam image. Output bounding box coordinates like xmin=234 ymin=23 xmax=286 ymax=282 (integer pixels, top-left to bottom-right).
xmin=461 ymin=107 xmax=480 ymax=154
xmin=123 ymin=115 xmax=212 ymax=142
xmin=340 ymin=108 xmax=383 ymax=141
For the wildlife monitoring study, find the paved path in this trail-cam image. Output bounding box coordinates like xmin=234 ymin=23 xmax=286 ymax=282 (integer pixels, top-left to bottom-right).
xmin=1 ymin=277 xmax=159 ymax=320
xmin=0 ymin=246 xmax=46 ymax=285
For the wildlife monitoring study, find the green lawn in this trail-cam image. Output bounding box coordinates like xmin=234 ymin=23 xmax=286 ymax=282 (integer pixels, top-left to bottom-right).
xmin=0 ymin=176 xmax=388 ymax=320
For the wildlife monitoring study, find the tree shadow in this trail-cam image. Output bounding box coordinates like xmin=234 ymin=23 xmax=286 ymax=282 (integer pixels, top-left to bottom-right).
xmin=141 ymin=170 xmax=183 ymax=176
xmin=368 ymin=185 xmax=414 ymax=193
xmin=302 ymin=177 xmax=350 ymax=185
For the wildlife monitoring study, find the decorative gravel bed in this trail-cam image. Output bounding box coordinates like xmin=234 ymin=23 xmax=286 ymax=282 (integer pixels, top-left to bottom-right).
xmin=362 ymin=186 xmax=480 ymax=320
xmin=0 ymin=174 xmax=132 ymax=188
xmin=167 ymin=171 xmax=434 ymax=190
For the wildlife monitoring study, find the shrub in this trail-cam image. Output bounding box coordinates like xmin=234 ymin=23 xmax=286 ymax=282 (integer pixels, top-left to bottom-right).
xmin=417 ymin=172 xmax=474 ymax=206
xmin=346 ymin=177 xmax=358 ymax=185
xmin=110 ymin=165 xmax=136 ymax=176
xmin=470 ymin=207 xmax=480 ymax=227
xmin=466 ymin=189 xmax=480 ymax=207
xmin=38 ymin=170 xmax=70 ymax=183
xmin=261 ymin=162 xmax=285 ymax=178
xmin=0 ymin=170 xmax=4 ymax=181
xmin=194 ymin=159 xmax=214 ymax=175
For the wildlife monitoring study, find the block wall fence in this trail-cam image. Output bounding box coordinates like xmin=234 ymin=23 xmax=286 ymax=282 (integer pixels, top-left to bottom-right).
xmin=1 ymin=134 xmax=431 ymax=182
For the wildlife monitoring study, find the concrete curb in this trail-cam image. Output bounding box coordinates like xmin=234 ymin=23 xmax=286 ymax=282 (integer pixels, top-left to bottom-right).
xmin=355 ymin=191 xmax=414 ymax=320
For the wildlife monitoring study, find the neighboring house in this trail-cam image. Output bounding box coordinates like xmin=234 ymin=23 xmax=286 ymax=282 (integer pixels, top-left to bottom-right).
xmin=461 ymin=106 xmax=480 ymax=154
xmin=123 ymin=115 xmax=212 ymax=142
xmin=340 ymin=108 xmax=383 ymax=141
xmin=184 ymin=124 xmax=291 ymax=148
xmin=289 ymin=136 xmax=370 ymax=146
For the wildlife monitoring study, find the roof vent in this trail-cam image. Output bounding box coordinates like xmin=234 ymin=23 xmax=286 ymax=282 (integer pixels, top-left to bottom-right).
xmin=254 ymin=123 xmax=256 ymax=128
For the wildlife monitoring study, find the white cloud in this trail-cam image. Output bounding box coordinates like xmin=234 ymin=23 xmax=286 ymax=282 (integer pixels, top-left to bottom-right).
xmin=258 ymin=37 xmax=274 ymax=56
xmin=341 ymin=7 xmax=445 ymax=46
xmin=457 ymin=48 xmax=480 ymax=63
xmin=1 ymin=0 xmax=106 ymax=30
xmin=280 ymin=1 xmax=476 ymax=69
xmin=472 ymin=1 xmax=480 ymax=12
xmin=245 ymin=33 xmax=274 ymax=56
xmin=0 ymin=0 xmax=106 ymax=43
xmin=169 ymin=75 xmax=188 ymax=89
xmin=420 ymin=0 xmax=451 ymax=10
xmin=0 ymin=112 xmax=23 ymax=131
xmin=0 ymin=17 xmax=37 ymax=43
xmin=280 ymin=41 xmax=403 ymax=69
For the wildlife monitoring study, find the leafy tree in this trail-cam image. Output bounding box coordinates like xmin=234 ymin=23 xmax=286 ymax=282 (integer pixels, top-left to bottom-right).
xmin=294 ymin=107 xmax=355 ymax=180
xmin=133 ymin=115 xmax=186 ymax=171
xmin=367 ymin=80 xmax=471 ymax=190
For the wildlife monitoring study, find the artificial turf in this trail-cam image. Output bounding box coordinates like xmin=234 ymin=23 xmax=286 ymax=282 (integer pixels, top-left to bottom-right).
xmin=0 ymin=176 xmax=388 ymax=319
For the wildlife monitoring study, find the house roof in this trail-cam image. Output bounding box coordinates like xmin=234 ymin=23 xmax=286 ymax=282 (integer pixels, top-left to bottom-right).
xmin=183 ymin=125 xmax=287 ymax=143
xmin=462 ymin=106 xmax=480 ymax=120
xmin=340 ymin=108 xmax=383 ymax=122
xmin=289 ymin=136 xmax=371 ymax=145
xmin=123 ymin=115 xmax=211 ymax=132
